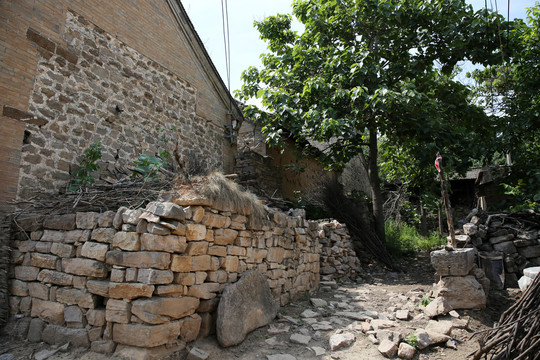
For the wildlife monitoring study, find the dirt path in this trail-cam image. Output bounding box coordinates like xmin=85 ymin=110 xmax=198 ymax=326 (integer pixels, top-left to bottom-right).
xmin=0 ymin=252 xmax=516 ymax=360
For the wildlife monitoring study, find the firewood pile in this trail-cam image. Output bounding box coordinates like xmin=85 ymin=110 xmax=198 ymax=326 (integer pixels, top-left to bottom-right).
xmin=470 ymin=271 xmax=540 ymax=360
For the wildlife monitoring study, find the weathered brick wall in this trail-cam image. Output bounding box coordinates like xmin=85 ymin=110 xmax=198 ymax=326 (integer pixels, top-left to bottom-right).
xmin=1 ymin=0 xmax=238 ymax=203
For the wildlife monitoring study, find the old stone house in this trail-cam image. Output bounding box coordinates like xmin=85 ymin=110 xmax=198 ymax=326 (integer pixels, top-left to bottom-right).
xmin=0 ymin=0 xmax=243 ymax=209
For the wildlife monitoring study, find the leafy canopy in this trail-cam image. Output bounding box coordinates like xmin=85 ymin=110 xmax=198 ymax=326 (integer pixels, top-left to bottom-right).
xmin=238 ymin=0 xmax=503 ymax=176
xmin=470 ymin=3 xmax=540 ymax=209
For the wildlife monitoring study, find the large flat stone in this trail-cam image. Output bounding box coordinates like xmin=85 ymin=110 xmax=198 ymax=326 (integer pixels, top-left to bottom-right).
xmin=63 ymin=258 xmax=108 ymax=278
xmin=146 ymin=201 xmax=186 ymax=221
xmin=31 ymin=299 xmax=65 ymax=324
xmin=106 ymin=250 xmax=170 ymax=269
xmin=430 ymin=248 xmax=475 ymax=276
xmin=108 ymin=282 xmax=154 ymax=299
xmin=435 ymin=275 xmax=486 ymax=310
xmin=113 ymin=323 xmax=172 ymax=348
xmin=217 ymin=270 xmax=277 ymax=347
xmin=131 ymin=296 xmax=199 ymax=324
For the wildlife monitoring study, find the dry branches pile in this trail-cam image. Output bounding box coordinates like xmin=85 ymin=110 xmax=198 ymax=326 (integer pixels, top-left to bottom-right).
xmin=9 ymin=179 xmax=174 ymax=216
xmin=470 ymin=272 xmax=540 ymax=360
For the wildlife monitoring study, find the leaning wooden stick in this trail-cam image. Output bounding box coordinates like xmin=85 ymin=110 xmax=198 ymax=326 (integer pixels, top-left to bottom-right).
xmin=435 ymin=153 xmax=456 ymax=247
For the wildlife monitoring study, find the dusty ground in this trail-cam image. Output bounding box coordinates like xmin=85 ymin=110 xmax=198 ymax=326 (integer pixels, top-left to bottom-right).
xmin=0 ymin=252 xmax=517 ymax=360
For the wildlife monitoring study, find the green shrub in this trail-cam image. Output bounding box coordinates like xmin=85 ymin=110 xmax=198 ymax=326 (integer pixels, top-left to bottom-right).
xmin=68 ymin=141 xmax=102 ymax=192
xmin=385 ymin=219 xmax=446 ymax=257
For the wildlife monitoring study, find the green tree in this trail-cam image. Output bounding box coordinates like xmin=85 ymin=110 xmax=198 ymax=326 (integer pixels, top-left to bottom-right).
xmin=237 ymin=0 xmax=503 ymax=241
xmin=471 ymin=3 xmax=540 ymax=208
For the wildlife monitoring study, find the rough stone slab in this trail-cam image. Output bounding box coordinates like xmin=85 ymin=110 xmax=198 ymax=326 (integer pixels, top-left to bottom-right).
xmin=63 ymin=258 xmax=108 ymax=278
xmin=108 ymin=282 xmax=154 ymax=299
xmin=398 ymin=342 xmax=416 ymax=359
xmin=28 ymin=282 xmax=49 ymax=300
xmin=106 ymin=250 xmax=170 ymax=269
xmin=37 ymin=269 xmax=73 ymax=286
xmin=213 ymin=228 xmax=238 ymax=245
xmin=122 ymin=209 xmax=144 ymax=225
xmin=31 ymin=299 xmax=65 ymax=324
xmin=90 ymin=340 xmax=116 ymax=354
xmin=493 ymin=241 xmax=517 ymax=254
xmin=518 ymin=245 xmax=540 ymax=259
xmin=114 ymin=344 xmax=185 ymax=360
xmin=187 ymin=283 xmax=221 ymax=299
xmin=524 ymin=266 xmax=540 ymax=279
xmin=41 ymin=324 xmax=89 ymax=348
xmin=186 ymin=347 xmax=210 ymax=360
xmin=87 ymin=309 xmax=106 ymax=326
xmin=147 ymin=223 xmax=172 ymax=235
xmin=81 ymin=241 xmax=109 ymax=261
xmin=266 ymin=355 xmax=296 ymax=360
xmin=98 ymin=211 xmax=116 ymax=227
xmin=50 ymin=243 xmax=75 ymax=258
xmin=146 ymin=201 xmax=186 ymax=221
xmin=329 ymin=332 xmax=355 ymax=351
xmin=378 ymin=339 xmax=398 ymax=357
xmin=64 ymin=305 xmax=84 ymax=323
xmin=489 ymin=234 xmax=515 ymax=245
xmin=113 ymin=232 xmax=140 ymax=251
xmin=113 ymin=207 xmax=128 ymax=230
xmin=290 ymin=333 xmax=311 ymax=345
xmin=113 ymin=322 xmax=171 ymax=348
xmin=14 ymin=266 xmax=40 ymax=281
xmin=131 ymin=296 xmax=199 ymax=324
xmin=425 ymin=320 xmax=453 ymax=335
xmin=41 ymin=230 xmax=65 ymax=242
xmin=431 ymin=248 xmax=476 ymax=276
xmin=137 ymin=268 xmax=174 ymax=284
xmin=425 ymin=296 xmax=452 ymax=318
xmin=436 ymin=275 xmax=486 ymax=310
xmin=10 ymin=279 xmax=28 ymax=297
xmin=30 ymin=253 xmax=58 ymax=269
xmin=76 ymin=212 xmax=99 ymax=229
xmin=65 ymin=229 xmax=91 ymax=243
xmin=140 ymin=233 xmax=187 ymax=253
xmin=14 ymin=214 xmax=45 ymax=231
xmin=186 ymin=224 xmax=207 ymax=241
xmin=217 ymin=270 xmax=277 ymax=347
xmin=87 ymin=280 xmax=110 ymax=297
xmin=106 ymin=299 xmax=131 ymax=324
xmin=56 ymin=287 xmax=96 ymax=308
xmin=27 ymin=318 xmax=46 ymax=342
xmin=43 ymin=214 xmax=76 ymax=230
xmin=91 ymin=228 xmax=116 ymax=243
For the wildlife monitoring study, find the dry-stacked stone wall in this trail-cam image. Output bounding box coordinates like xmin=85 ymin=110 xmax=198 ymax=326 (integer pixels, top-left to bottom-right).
xmin=457 ymin=210 xmax=540 ymax=288
xmin=7 ymin=199 xmax=360 ymax=356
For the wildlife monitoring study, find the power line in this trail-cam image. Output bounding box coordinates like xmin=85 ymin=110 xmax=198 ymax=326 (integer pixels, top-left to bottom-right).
xmin=221 ymin=0 xmax=231 ymax=93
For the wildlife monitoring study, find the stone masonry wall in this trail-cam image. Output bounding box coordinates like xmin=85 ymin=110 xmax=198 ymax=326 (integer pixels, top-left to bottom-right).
xmin=7 ymin=199 xmax=360 ymax=356
xmin=18 ymin=10 xmax=225 ymax=198
xmin=457 ymin=211 xmax=540 ymax=288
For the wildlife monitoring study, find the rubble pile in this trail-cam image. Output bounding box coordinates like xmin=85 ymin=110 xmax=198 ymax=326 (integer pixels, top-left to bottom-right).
xmin=456 ymin=210 xmax=540 ymax=288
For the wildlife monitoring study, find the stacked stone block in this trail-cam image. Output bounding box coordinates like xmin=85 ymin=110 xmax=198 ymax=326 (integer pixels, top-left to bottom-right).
xmin=456 ymin=211 xmax=540 ymax=287
xmin=315 ymin=220 xmax=362 ymax=281
xmin=8 ymin=200 xmax=360 ymax=356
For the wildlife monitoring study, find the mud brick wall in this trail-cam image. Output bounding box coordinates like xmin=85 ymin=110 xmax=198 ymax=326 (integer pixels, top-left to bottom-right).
xmin=7 ymin=200 xmax=360 ymax=356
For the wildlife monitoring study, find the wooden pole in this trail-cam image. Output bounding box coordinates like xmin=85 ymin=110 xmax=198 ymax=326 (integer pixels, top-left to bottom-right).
xmin=435 ymin=153 xmax=456 ymax=247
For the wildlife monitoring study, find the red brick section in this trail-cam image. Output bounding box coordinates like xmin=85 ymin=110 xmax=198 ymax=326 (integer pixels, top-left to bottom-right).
xmin=0 ymin=117 xmax=25 ymax=210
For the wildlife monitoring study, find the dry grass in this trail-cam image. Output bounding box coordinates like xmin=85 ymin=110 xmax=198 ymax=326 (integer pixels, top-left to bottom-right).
xmin=194 ymin=172 xmax=267 ymax=226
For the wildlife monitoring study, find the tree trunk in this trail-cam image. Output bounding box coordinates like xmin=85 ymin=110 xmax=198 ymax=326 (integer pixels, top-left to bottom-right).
xmin=419 ymin=200 xmax=427 ymax=236
xmin=367 ymin=125 xmax=385 ymax=243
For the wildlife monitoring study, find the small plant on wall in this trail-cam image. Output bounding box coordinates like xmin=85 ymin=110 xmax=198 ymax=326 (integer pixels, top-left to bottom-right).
xmin=68 ymin=141 xmax=102 ymax=192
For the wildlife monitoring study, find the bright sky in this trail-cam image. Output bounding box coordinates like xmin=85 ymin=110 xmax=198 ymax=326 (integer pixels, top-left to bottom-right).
xmin=182 ymin=0 xmax=536 ymax=94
